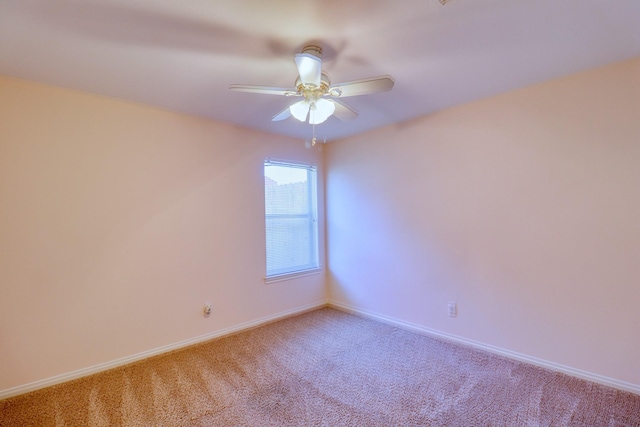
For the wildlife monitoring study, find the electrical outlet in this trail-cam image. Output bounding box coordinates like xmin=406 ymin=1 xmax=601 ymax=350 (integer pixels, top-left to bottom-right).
xmin=203 ymin=303 xmax=212 ymax=316
xmin=448 ymin=301 xmax=457 ymax=317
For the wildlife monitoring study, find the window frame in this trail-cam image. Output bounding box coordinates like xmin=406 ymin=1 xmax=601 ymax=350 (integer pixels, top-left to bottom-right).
xmin=263 ymin=159 xmax=320 ymax=282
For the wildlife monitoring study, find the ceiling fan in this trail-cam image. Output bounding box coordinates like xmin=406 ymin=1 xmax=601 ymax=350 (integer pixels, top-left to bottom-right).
xmin=229 ymin=45 xmax=394 ymax=126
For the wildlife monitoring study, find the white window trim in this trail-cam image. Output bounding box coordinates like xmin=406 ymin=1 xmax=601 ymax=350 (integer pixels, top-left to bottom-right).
xmin=264 ymin=159 xmax=320 ymax=280
xmin=265 ymin=158 xmax=316 ymax=168
xmin=264 ymin=266 xmax=323 ymax=284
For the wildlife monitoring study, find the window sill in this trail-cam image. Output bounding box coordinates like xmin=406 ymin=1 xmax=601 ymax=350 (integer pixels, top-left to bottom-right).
xmin=264 ymin=267 xmax=323 ymax=284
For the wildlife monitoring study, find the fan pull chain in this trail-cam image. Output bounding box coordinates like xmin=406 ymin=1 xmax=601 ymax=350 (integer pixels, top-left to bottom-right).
xmin=311 ymin=111 xmax=317 ymax=146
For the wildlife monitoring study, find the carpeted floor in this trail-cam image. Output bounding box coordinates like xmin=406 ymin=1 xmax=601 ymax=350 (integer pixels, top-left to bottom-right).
xmin=1 ymin=307 xmax=639 ymax=426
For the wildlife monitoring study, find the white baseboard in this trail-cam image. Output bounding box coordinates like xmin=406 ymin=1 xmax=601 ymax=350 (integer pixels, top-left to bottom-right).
xmin=0 ymin=300 xmax=327 ymax=400
xmin=5 ymin=299 xmax=637 ymax=400
xmin=328 ymin=300 xmax=640 ymax=396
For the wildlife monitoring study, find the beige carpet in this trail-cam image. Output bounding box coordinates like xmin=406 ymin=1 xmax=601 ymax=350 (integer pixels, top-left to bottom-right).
xmin=1 ymin=307 xmax=639 ymax=426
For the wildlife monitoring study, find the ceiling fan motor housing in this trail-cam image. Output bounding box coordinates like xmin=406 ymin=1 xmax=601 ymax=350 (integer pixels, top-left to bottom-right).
xmin=295 ymin=72 xmax=332 ymax=99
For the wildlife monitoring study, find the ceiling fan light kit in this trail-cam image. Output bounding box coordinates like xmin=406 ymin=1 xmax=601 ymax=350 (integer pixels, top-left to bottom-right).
xmin=229 ymin=44 xmax=395 ymax=132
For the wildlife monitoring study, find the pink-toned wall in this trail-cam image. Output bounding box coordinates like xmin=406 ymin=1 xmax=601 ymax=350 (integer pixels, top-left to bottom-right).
xmin=326 ymin=58 xmax=640 ymax=387
xmin=0 ymin=76 xmax=326 ymax=393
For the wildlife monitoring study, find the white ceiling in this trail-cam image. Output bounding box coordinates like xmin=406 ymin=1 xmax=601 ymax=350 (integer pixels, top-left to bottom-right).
xmin=1 ymin=0 xmax=639 ymax=142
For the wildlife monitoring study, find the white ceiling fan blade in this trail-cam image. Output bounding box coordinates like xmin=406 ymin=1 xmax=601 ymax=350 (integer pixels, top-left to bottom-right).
xmin=330 ymin=75 xmax=395 ymax=97
xmin=331 ymin=99 xmax=359 ymax=121
xmin=294 ymin=53 xmax=322 ymax=87
xmin=272 ymin=106 xmax=292 ymax=122
xmin=229 ymin=84 xmax=297 ymax=96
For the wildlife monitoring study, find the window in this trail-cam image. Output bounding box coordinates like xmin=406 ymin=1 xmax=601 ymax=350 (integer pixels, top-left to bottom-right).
xmin=264 ymin=160 xmax=319 ymax=279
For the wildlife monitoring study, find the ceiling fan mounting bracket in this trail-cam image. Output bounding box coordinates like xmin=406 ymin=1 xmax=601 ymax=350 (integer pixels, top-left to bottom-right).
xmin=301 ymin=45 xmax=322 ymax=59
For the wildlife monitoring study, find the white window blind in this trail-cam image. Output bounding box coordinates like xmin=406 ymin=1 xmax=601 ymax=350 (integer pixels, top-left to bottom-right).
xmin=264 ymin=160 xmax=318 ymax=278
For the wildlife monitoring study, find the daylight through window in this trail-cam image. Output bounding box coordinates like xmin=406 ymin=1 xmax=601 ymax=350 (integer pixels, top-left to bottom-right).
xmin=264 ymin=160 xmax=319 ymax=279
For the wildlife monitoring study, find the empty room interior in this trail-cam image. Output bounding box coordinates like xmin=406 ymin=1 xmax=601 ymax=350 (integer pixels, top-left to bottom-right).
xmin=1 ymin=0 xmax=639 ymax=424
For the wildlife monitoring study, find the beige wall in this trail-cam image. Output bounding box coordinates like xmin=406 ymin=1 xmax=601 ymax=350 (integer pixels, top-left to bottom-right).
xmin=326 ymin=58 xmax=640 ymax=387
xmin=2 ymin=56 xmax=639 ymax=395
xmin=0 ymin=76 xmax=326 ymax=392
